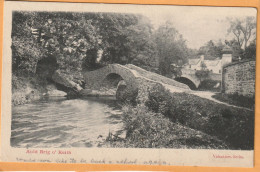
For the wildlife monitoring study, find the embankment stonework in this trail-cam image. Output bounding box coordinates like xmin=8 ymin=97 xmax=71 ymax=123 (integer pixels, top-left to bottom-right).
xmin=222 ymin=60 xmax=255 ymax=97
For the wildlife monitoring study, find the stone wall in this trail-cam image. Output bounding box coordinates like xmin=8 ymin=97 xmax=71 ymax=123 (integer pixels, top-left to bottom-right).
xmin=83 ymin=64 xmax=139 ymax=91
xmin=83 ymin=64 xmax=189 ymax=92
xmin=126 ymin=64 xmax=190 ymax=89
xmin=222 ymin=60 xmax=255 ymax=97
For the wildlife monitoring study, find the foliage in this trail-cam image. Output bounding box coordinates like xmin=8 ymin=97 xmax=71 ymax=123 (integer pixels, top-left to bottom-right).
xmin=244 ymin=40 xmax=256 ymax=59
xmin=225 ymin=39 xmax=243 ymax=60
xmin=106 ymin=105 xmax=227 ymax=149
xmin=224 ymin=17 xmax=256 ymax=60
xmin=154 ymin=21 xmax=189 ymax=76
xmin=198 ymin=40 xmax=224 ymax=59
xmin=227 ymin=17 xmax=256 ymax=50
xmin=12 ymin=12 xmax=46 ymax=74
xmin=196 ymin=17 xmax=256 ymax=61
xmin=195 ymin=69 xmax=210 ymax=79
xmin=145 ymin=84 xmax=174 ymax=117
xmin=212 ymin=92 xmax=255 ymax=110
xmin=143 ymin=85 xmax=254 ymax=149
xmin=12 ymin=12 xmax=157 ymax=77
xmin=225 ymin=38 xmax=256 ymax=60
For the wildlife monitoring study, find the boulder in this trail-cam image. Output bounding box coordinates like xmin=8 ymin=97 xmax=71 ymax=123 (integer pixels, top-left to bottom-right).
xmin=52 ymin=70 xmax=83 ymax=92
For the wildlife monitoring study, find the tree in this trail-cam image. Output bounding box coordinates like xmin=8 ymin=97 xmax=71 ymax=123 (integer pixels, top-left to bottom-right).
xmin=12 ymin=12 xmax=157 ymax=78
xmin=154 ymin=21 xmax=189 ymax=76
xmin=198 ymin=40 xmax=224 ymax=59
xmin=244 ymin=40 xmax=256 ymax=59
xmin=225 ymin=39 xmax=243 ymax=60
xmin=227 ymin=17 xmax=256 ymax=50
xmin=12 ymin=12 xmax=46 ymax=75
xmin=124 ymin=16 xmax=157 ymax=68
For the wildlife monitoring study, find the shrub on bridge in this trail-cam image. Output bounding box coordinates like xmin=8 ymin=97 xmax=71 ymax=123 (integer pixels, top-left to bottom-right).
xmin=195 ymin=69 xmax=210 ymax=79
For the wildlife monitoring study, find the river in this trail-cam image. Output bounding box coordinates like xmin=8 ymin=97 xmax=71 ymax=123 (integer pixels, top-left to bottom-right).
xmin=11 ymin=97 xmax=124 ymax=148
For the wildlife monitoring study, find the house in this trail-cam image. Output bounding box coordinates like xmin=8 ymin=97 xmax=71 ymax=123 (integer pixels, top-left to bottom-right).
xmin=180 ymin=45 xmax=233 ymax=74
xmin=204 ymin=58 xmax=222 ymax=74
xmin=183 ymin=55 xmax=203 ymax=71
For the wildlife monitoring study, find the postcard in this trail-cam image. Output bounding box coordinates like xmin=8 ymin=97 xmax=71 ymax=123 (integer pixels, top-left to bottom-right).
xmin=1 ymin=1 xmax=257 ymax=167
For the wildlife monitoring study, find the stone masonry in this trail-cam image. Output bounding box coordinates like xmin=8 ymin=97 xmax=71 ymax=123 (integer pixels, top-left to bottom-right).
xmin=82 ymin=64 xmax=190 ymax=99
xmin=222 ymin=60 xmax=256 ymax=97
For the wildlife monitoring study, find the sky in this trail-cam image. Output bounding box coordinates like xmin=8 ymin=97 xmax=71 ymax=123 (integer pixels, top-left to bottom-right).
xmin=10 ymin=2 xmax=257 ymax=50
xmin=138 ymin=5 xmax=257 ymax=49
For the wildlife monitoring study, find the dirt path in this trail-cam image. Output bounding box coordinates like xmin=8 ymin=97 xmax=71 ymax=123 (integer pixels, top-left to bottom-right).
xmin=189 ymin=91 xmax=253 ymax=111
xmin=165 ymin=85 xmax=253 ymax=111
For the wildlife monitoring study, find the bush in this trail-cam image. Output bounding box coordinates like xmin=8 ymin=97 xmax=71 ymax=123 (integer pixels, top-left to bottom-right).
xmin=106 ymin=105 xmax=227 ymax=149
xmin=143 ymin=85 xmax=254 ymax=150
xmin=195 ymin=69 xmax=209 ymax=79
xmin=145 ymin=84 xmax=173 ymax=117
xmin=212 ymin=92 xmax=255 ymax=110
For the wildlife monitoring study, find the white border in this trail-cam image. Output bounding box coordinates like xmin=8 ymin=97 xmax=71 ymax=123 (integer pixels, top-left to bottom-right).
xmin=1 ymin=1 xmax=255 ymax=167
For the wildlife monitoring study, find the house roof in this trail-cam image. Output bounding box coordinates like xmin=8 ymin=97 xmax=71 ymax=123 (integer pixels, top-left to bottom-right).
xmin=188 ymin=59 xmax=201 ymax=65
xmin=204 ymin=60 xmax=221 ymax=66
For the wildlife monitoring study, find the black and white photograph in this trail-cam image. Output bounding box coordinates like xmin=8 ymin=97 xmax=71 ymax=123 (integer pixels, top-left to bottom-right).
xmin=1 ymin=1 xmax=257 ymax=167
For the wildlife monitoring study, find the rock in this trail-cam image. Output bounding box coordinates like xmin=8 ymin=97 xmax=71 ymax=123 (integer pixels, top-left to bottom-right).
xmin=79 ymin=89 xmax=92 ymax=96
xmin=52 ymin=70 xmax=83 ymax=92
xmin=47 ymin=90 xmax=67 ymax=97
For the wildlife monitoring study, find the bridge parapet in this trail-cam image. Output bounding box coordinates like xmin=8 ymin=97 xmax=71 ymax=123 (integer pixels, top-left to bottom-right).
xmin=126 ymin=64 xmax=190 ymax=89
xmin=82 ymin=64 xmax=190 ymax=99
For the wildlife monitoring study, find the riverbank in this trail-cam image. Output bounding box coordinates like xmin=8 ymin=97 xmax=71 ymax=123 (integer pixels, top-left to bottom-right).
xmin=12 ymin=74 xmax=254 ymax=150
xmin=12 ymin=74 xmax=73 ymax=105
xmin=105 ymin=85 xmax=254 ymax=150
xmin=105 ymin=105 xmax=228 ymax=149
xmin=12 ymin=75 xmax=48 ymax=105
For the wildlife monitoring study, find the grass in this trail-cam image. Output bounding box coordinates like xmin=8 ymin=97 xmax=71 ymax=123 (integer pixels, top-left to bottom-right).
xmin=105 ymin=105 xmax=228 ymax=149
xmin=106 ymin=84 xmax=254 ymax=150
xmin=212 ymin=92 xmax=255 ymax=110
xmin=167 ymin=92 xmax=254 ymax=150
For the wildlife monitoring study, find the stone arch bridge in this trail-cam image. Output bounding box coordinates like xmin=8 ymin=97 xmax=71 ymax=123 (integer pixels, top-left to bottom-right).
xmin=175 ymin=68 xmax=222 ymax=89
xmin=82 ymin=64 xmax=190 ymax=100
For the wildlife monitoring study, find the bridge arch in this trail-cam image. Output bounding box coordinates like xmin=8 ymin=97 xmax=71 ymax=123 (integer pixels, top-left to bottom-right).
xmin=102 ymin=73 xmax=124 ymax=88
xmin=174 ymin=76 xmax=199 ymax=90
xmin=83 ymin=64 xmax=139 ymax=95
